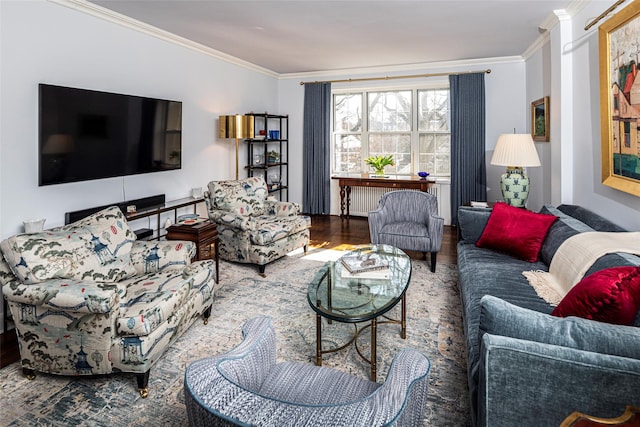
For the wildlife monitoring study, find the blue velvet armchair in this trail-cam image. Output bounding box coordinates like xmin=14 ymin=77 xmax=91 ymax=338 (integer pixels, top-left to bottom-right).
xmin=369 ymin=190 xmax=444 ymax=272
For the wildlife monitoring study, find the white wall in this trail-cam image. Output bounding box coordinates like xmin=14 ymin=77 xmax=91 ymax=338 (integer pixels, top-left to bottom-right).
xmin=525 ymin=2 xmax=640 ymax=230
xmin=569 ymin=2 xmax=640 ymax=230
xmin=0 ymin=0 xmax=279 ymax=239
xmin=279 ymin=59 xmax=528 ymax=217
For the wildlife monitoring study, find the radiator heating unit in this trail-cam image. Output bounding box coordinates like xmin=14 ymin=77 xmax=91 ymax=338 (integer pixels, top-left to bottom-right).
xmin=349 ymin=185 xmax=440 ymax=217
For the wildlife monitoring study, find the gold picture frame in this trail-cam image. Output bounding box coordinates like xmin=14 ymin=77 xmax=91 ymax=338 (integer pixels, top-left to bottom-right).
xmin=531 ymin=96 xmax=549 ymax=142
xmin=599 ymin=1 xmax=640 ymax=197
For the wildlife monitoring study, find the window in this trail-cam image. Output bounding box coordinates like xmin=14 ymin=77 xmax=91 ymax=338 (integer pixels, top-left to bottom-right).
xmin=333 ymin=86 xmax=450 ymax=178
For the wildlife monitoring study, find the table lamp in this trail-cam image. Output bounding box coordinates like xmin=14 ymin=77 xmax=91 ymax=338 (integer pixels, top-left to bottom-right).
xmin=219 ymin=114 xmax=254 ymax=180
xmin=490 ymin=133 xmax=541 ymax=207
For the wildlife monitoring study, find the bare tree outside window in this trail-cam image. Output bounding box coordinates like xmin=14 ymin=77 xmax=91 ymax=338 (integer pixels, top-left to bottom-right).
xmin=332 ymin=87 xmax=450 ymax=177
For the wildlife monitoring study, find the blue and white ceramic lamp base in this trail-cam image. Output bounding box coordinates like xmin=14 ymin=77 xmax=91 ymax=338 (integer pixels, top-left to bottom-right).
xmin=500 ymin=167 xmax=530 ymax=208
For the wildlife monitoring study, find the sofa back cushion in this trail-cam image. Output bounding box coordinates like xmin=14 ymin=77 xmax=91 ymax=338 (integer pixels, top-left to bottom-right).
xmin=457 ymin=206 xmax=492 ymax=244
xmin=557 ymin=204 xmax=627 ymax=232
xmin=0 ymin=206 xmax=136 ymax=284
xmin=538 ymin=205 xmax=594 ymax=265
xmin=208 ymin=176 xmax=268 ymax=216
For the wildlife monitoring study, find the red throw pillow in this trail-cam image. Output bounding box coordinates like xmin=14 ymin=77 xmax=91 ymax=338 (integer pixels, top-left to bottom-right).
xmin=476 ymin=202 xmax=557 ymax=262
xmin=552 ymin=266 xmax=640 ymax=325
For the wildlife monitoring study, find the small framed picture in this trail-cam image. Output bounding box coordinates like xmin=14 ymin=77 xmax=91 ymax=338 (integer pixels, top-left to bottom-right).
xmin=531 ymin=96 xmax=549 ymax=142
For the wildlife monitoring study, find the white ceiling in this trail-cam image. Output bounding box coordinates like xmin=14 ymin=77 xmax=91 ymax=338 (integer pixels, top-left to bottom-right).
xmin=88 ymin=0 xmax=584 ymax=75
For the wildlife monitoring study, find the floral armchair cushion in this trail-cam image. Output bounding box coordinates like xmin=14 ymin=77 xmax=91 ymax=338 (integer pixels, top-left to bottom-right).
xmin=0 ymin=206 xmax=137 ymax=284
xmin=207 ymin=176 xmax=268 ymax=216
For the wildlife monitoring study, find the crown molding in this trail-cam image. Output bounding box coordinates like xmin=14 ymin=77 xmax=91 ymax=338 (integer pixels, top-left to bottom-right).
xmin=279 ymin=56 xmax=524 ymax=81
xmin=48 ymin=0 xmax=279 ymax=78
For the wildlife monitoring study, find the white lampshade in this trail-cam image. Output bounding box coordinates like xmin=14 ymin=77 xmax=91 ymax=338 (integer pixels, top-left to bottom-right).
xmin=490 ymin=133 xmax=541 ymax=167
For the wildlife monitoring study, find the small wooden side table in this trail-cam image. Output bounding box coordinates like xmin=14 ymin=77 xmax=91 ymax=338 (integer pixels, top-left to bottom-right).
xmin=166 ymin=220 xmax=219 ymax=283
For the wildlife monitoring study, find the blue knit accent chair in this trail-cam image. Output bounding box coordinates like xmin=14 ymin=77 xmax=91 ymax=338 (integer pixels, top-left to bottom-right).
xmin=184 ymin=316 xmax=431 ymax=426
xmin=369 ymin=190 xmax=444 ymax=272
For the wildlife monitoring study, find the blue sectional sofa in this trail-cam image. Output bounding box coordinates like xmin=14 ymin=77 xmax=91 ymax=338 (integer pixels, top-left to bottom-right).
xmin=456 ymin=204 xmax=640 ymax=427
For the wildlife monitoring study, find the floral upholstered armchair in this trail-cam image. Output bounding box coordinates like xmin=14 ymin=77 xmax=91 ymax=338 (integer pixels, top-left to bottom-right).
xmin=0 ymin=206 xmax=216 ymax=397
xmin=205 ymin=176 xmax=310 ymax=274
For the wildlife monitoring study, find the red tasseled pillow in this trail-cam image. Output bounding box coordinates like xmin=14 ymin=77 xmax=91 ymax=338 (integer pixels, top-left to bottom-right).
xmin=476 ymin=202 xmax=557 ymax=262
xmin=552 ymin=266 xmax=640 ymax=325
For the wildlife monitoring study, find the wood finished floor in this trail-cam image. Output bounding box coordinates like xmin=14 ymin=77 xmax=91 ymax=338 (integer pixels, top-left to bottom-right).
xmin=308 ymin=215 xmax=457 ymax=264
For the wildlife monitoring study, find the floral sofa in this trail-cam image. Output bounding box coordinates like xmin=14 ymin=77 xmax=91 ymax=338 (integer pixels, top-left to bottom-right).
xmin=0 ymin=206 xmax=215 ymax=397
xmin=205 ymin=176 xmax=311 ymax=274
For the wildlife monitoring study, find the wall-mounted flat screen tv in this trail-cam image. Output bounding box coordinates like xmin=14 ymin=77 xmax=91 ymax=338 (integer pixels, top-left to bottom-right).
xmin=39 ymin=84 xmax=182 ymax=186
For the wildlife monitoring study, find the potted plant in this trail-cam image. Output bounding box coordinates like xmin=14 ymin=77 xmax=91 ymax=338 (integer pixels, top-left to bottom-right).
xmin=364 ymin=154 xmax=395 ymax=176
xmin=267 ymin=150 xmax=280 ymax=164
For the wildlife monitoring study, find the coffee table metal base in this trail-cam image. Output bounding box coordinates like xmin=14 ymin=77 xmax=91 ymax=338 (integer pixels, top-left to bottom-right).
xmin=315 ymin=294 xmax=406 ymax=382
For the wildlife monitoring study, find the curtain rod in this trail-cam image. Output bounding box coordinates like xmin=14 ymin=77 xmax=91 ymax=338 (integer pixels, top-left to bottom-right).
xmin=584 ymin=0 xmax=626 ymax=30
xmin=299 ymin=69 xmax=491 ymax=85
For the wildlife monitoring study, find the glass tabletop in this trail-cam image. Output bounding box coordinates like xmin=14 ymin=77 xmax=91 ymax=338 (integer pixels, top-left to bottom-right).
xmin=307 ymin=244 xmax=412 ymax=323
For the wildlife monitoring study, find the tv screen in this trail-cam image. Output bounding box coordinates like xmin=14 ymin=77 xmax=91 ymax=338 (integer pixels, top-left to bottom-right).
xmin=39 ymin=84 xmax=182 ymax=186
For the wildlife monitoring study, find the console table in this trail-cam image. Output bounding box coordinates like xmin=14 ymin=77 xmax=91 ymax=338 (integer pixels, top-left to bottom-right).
xmin=125 ymin=197 xmax=204 ymax=240
xmin=332 ymin=175 xmax=432 ymax=219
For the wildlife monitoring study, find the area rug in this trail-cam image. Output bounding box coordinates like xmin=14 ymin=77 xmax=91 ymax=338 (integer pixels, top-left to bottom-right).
xmin=1 ymin=248 xmax=469 ymax=426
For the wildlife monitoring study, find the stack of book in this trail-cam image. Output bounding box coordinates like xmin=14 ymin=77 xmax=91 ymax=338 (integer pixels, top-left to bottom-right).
xmin=339 ymin=253 xmax=390 ymax=279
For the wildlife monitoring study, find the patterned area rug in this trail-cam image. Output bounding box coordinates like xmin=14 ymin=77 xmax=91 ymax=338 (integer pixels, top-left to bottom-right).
xmin=1 ymin=248 xmax=469 ymax=426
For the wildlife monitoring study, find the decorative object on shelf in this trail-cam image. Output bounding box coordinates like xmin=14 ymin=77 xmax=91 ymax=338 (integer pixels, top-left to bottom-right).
xmin=219 ymin=114 xmax=254 ymax=180
xmin=417 ymin=171 xmax=430 ymax=180
xmin=599 ymin=0 xmax=640 ymax=198
xmin=191 ymin=187 xmax=203 ymax=198
xmin=490 ymin=133 xmax=541 ymax=208
xmin=253 ymin=154 xmax=265 ymax=166
xmin=269 ymin=173 xmax=281 ymax=188
xmin=531 ymin=96 xmax=549 ymax=142
xmin=23 ymin=218 xmax=45 ymax=233
xmin=267 ymin=150 xmax=280 ymax=165
xmin=365 ymin=154 xmax=395 ymax=176
xmin=268 ymin=130 xmax=280 ymax=140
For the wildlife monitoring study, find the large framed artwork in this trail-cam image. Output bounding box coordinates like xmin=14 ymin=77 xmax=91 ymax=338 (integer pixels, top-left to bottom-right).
xmin=599 ymin=1 xmax=640 ymax=197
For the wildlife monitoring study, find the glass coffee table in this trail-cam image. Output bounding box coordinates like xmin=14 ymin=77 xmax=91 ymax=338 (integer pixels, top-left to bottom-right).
xmin=307 ymin=244 xmax=412 ymax=381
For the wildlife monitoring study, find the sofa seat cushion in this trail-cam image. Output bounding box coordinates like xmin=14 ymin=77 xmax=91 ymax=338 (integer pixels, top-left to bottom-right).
xmin=250 ymin=215 xmax=311 ymax=246
xmin=258 ymin=362 xmax=380 ymax=405
xmin=0 ymin=206 xmax=136 ymax=284
xmin=378 ymin=221 xmax=431 ymax=251
xmin=208 ymin=177 xmax=268 ymax=216
xmin=116 ymin=269 xmax=192 ymax=337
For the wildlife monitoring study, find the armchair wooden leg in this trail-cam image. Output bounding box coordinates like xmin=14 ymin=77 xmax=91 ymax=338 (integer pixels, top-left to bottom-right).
xmin=203 ymin=304 xmax=212 ymax=325
xmin=430 ymin=252 xmax=437 ymax=273
xmin=137 ymin=370 xmax=150 ymax=398
xmin=23 ymin=367 xmax=36 ymax=380
xmin=258 ymin=264 xmax=266 ymax=277
xmin=304 ymin=244 xmax=308 ymax=254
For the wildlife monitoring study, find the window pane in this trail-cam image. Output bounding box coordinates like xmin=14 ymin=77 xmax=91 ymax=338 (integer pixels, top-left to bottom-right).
xmin=418 ymin=89 xmax=449 ymax=132
xmin=334 ymin=94 xmax=362 ymax=132
xmin=435 ymin=153 xmax=450 ymax=175
xmin=334 ymin=134 xmax=362 ymax=173
xmin=368 ymin=91 xmax=411 ymax=131
xmin=419 ymin=153 xmax=435 ymax=173
xmin=367 ymin=133 xmax=410 ymax=174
